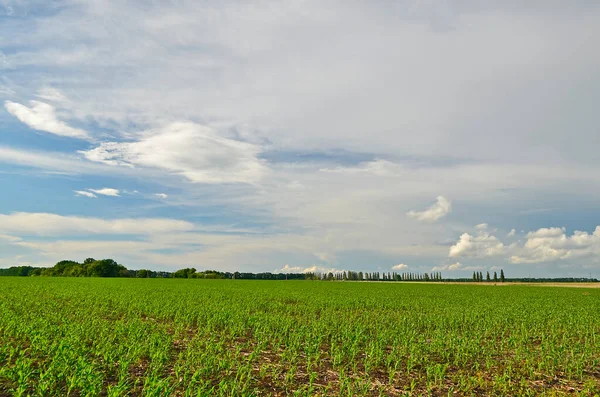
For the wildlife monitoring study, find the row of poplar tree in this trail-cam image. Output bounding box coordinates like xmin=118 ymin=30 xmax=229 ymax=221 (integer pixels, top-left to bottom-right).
xmin=473 ymin=269 xmax=505 ymax=282
xmin=308 ymin=271 xmax=444 ymax=281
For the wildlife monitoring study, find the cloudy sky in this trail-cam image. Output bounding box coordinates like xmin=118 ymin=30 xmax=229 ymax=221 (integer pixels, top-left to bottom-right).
xmin=1 ymin=0 xmax=600 ymax=277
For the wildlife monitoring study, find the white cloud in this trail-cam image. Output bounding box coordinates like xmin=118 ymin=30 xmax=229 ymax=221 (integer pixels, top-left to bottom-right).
xmin=475 ymin=223 xmax=488 ymax=230
xmin=88 ymin=188 xmax=120 ymax=197
xmin=392 ymin=263 xmax=408 ymax=270
xmin=446 ymin=224 xmax=600 ymax=266
xmin=74 ymin=190 xmax=97 ymax=198
xmin=432 ymin=261 xmax=484 ymax=272
xmin=3 ymin=2 xmax=600 ymax=276
xmin=6 ymin=0 xmax=597 ymax=163
xmin=74 ymin=188 xmax=119 ymax=198
xmin=35 ymin=87 xmax=68 ymax=103
xmin=407 ymin=196 xmax=451 ymax=222
xmin=448 ymin=262 xmax=464 ymax=271
xmin=510 ymin=226 xmax=600 ymax=264
xmin=320 ymin=159 xmax=399 ymax=176
xmin=287 ymin=181 xmax=305 ymax=190
xmin=0 ymin=145 xmax=128 ymax=175
xmin=0 ymin=212 xmax=194 ymax=236
xmin=154 ymin=193 xmax=168 ymax=199
xmin=449 ymin=231 xmax=505 ymax=258
xmin=276 ymin=264 xmax=344 ymax=274
xmin=12 ymin=239 xmax=156 ymax=257
xmin=507 ymin=228 xmax=516 ymax=237
xmin=0 ymin=234 xmax=22 ymax=243
xmin=80 ymin=122 xmax=267 ymax=184
xmin=4 ymin=100 xmax=90 ymax=140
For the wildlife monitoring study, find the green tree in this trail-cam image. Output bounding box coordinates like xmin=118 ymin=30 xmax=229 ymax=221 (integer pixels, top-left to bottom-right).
xmin=172 ymin=268 xmax=196 ymax=278
xmin=486 ymin=271 xmax=491 ymax=282
xmin=500 ymin=269 xmax=505 ymax=283
xmin=85 ymin=259 xmax=126 ymax=277
xmin=493 ymin=271 xmax=498 ymax=282
xmin=53 ymin=260 xmax=81 ymax=276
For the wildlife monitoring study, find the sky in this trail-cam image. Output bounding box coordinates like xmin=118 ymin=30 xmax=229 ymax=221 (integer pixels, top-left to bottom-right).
xmin=1 ymin=0 xmax=600 ymax=277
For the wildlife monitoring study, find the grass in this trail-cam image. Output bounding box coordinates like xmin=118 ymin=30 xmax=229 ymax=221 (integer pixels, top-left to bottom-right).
xmin=1 ymin=278 xmax=599 ymax=396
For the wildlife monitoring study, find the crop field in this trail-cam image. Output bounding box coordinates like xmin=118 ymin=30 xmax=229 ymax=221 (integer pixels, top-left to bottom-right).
xmin=1 ymin=278 xmax=599 ymax=396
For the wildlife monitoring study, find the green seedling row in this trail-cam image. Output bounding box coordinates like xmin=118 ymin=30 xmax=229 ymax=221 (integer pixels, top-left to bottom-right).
xmin=0 ymin=278 xmax=599 ymax=396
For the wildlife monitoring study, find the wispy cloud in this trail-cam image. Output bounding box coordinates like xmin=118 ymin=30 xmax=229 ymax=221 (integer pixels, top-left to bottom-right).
xmin=276 ymin=264 xmax=344 ymax=274
xmin=74 ymin=190 xmax=97 ymax=198
xmin=320 ymin=159 xmax=398 ymax=176
xmin=0 ymin=146 xmax=117 ymax=175
xmin=35 ymin=87 xmax=69 ymax=104
xmin=407 ymin=196 xmax=452 ymax=222
xmin=80 ymin=122 xmax=268 ymax=184
xmin=4 ymin=100 xmax=90 ymax=140
xmin=0 ymin=212 xmax=194 ymax=236
xmin=88 ymin=188 xmax=120 ymax=197
xmin=432 ymin=262 xmax=484 ymax=272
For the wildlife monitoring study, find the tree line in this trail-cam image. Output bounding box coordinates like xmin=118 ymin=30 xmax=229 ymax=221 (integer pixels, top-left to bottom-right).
xmin=1 ymin=260 xmax=596 ymax=282
xmin=0 ymin=261 xmax=445 ymax=281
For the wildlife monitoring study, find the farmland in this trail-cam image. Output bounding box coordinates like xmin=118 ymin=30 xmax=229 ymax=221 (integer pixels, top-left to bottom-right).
xmin=1 ymin=278 xmax=599 ymax=396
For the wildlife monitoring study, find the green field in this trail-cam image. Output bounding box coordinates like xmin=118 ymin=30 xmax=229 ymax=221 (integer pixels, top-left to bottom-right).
xmin=1 ymin=278 xmax=599 ymax=396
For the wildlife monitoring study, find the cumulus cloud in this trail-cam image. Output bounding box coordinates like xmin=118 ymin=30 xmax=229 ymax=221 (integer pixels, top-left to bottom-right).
xmin=449 ymin=230 xmax=505 ymax=258
xmin=0 ymin=212 xmax=194 ymax=236
xmin=154 ymin=193 xmax=168 ymax=199
xmin=74 ymin=190 xmax=97 ymax=198
xmin=509 ymin=226 xmax=600 ymax=264
xmin=80 ymin=122 xmax=267 ymax=184
xmin=507 ymin=229 xmax=516 ymax=237
xmin=447 ymin=224 xmax=600 ymax=266
xmin=4 ymin=100 xmax=89 ymax=140
xmin=407 ymin=196 xmax=451 ymax=222
xmin=88 ymin=188 xmax=120 ymax=197
xmin=392 ymin=263 xmax=408 ymax=270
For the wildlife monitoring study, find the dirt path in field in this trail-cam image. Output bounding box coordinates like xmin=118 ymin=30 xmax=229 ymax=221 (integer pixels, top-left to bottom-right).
xmin=438 ymin=282 xmax=600 ymax=288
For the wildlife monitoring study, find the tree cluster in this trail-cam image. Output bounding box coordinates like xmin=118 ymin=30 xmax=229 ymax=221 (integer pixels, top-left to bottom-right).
xmin=0 ymin=259 xmax=129 ymax=277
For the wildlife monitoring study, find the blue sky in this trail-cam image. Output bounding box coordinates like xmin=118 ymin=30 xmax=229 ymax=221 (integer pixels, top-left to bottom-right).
xmin=1 ymin=0 xmax=600 ymax=277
